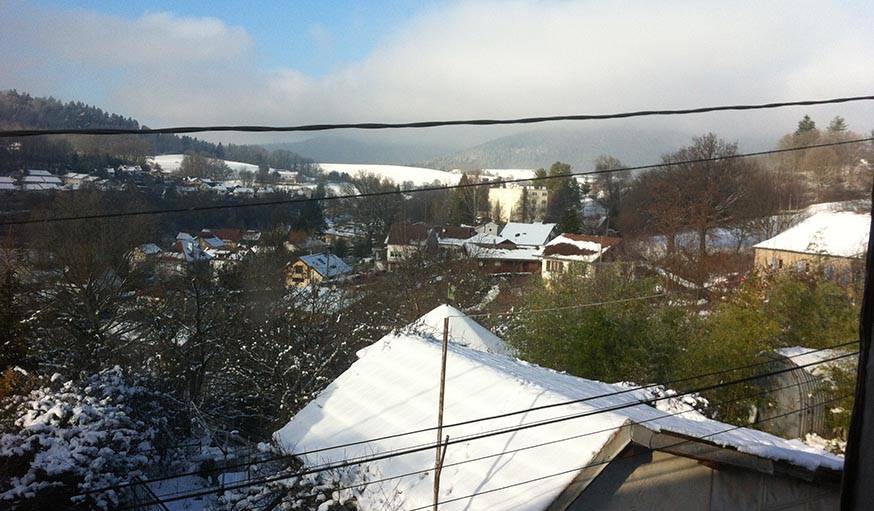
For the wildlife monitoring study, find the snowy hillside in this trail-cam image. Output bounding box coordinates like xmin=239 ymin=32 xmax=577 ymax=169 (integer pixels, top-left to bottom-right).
xmin=148 ymin=154 xmax=263 ymax=175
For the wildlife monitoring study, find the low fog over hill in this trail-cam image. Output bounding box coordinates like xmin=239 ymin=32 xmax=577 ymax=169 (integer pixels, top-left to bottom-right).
xmin=425 ymin=126 xmax=696 ymax=170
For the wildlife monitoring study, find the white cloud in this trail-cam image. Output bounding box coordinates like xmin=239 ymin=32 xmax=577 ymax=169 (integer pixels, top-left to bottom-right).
xmin=1 ymin=0 xmax=873 ymax=146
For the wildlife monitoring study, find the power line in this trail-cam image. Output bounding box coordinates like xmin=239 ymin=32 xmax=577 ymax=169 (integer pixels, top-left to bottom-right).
xmin=138 ymin=374 xmax=838 ymax=509
xmin=78 ymin=342 xmax=856 ymax=497
xmin=459 ymin=292 xmax=668 ymax=318
xmin=109 ymin=351 xmax=855 ymax=507
xmin=4 ymin=135 xmax=872 ymax=227
xmin=405 ymin=394 xmax=849 ymax=511
xmin=2 ymin=94 xmax=873 ymax=138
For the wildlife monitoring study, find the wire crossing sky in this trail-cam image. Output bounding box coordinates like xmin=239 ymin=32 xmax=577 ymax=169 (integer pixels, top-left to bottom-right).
xmin=2 ymin=94 xmax=872 ymax=138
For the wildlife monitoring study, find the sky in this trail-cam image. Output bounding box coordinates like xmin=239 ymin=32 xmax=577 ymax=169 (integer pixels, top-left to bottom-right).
xmin=1 ymin=0 xmax=873 ymax=149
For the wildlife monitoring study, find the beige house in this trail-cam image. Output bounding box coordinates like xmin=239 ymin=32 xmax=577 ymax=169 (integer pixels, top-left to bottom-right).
xmin=540 ymin=234 xmax=623 ymax=281
xmin=488 ymin=185 xmax=549 ymax=222
xmin=753 ymin=211 xmax=868 ymax=283
xmin=384 ymin=222 xmax=475 ymax=271
xmin=286 ymin=253 xmax=352 ymax=287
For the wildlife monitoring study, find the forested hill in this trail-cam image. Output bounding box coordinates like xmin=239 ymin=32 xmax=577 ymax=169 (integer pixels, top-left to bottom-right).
xmin=0 ymin=90 xmax=313 ymax=173
xmin=424 ymin=126 xmax=693 ymax=170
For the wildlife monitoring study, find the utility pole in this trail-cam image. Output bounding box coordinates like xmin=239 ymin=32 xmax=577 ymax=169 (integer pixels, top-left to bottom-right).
xmin=841 ymin=181 xmax=874 ymax=510
xmin=433 ymin=316 xmax=450 ymax=511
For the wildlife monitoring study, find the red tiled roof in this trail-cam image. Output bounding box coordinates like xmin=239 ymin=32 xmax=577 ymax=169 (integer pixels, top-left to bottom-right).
xmin=386 ymin=223 xmax=431 ymax=245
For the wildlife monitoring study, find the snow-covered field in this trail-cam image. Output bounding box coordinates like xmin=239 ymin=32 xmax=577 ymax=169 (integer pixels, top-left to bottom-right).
xmin=148 ymin=154 xmax=262 ymax=175
xmin=481 ymin=168 xmax=536 ymax=180
xmin=150 ymin=155 xmax=537 ymax=188
xmin=317 ymin=163 xmax=461 ymax=186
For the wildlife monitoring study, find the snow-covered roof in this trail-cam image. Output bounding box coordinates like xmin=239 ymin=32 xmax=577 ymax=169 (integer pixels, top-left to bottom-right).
xmin=753 ymin=211 xmax=869 ymax=258
xmin=465 ymin=245 xmax=541 ymax=261
xmin=775 ymin=346 xmax=855 ymax=379
xmin=22 ymin=183 xmax=60 ymax=191
xmin=464 ymin=233 xmax=511 ymax=246
xmin=275 ymin=333 xmax=842 ymax=511
xmin=0 ymin=176 xmax=14 ymax=184
xmin=137 ymin=243 xmax=161 ymax=255
xmin=499 ymin=222 xmax=556 ymax=246
xmin=179 ymin=239 xmax=212 ymax=262
xmin=63 ymin=172 xmax=90 ymax=180
xmin=200 ymin=236 xmax=225 ymax=249
xmin=22 ymin=175 xmax=62 ymax=184
xmin=26 ymin=169 xmax=52 ymax=176
xmin=540 ymin=233 xmax=621 ymax=262
xmin=299 ymin=253 xmax=352 ymax=278
xmin=176 ymin=232 xmax=194 ymax=241
xmin=406 ymin=305 xmax=512 ymax=356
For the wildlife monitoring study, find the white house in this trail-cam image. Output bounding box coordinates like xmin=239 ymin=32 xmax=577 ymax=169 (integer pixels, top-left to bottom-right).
xmin=488 ymin=185 xmax=549 ymax=222
xmin=275 ymin=309 xmax=842 ymax=511
xmin=286 ymin=253 xmax=352 ymax=287
xmin=475 ymin=221 xmax=501 ymax=236
xmin=0 ymin=176 xmax=17 ymax=192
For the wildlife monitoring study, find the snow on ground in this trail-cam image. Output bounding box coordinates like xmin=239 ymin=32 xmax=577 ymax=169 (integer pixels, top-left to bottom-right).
xmin=148 ymin=154 xmax=263 ymax=175
xmin=406 ymin=304 xmax=512 ymax=356
xmin=275 ymin=322 xmax=842 ymax=511
xmin=317 ymin=163 xmax=461 ymax=186
xmin=480 ymin=168 xmax=537 ymax=180
xmin=465 ymin=284 xmax=501 ymax=313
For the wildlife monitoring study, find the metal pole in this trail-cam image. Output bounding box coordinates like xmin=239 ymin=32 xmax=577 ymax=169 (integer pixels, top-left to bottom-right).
xmin=434 ymin=316 xmax=450 ymax=511
xmin=841 ymin=179 xmax=874 ymax=509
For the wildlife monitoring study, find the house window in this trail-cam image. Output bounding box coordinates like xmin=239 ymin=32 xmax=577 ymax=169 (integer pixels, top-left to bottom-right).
xmin=546 ymin=260 xmax=563 ymax=272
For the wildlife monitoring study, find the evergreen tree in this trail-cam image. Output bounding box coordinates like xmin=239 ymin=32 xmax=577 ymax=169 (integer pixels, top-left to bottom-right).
xmin=828 ymin=116 xmax=848 ymax=133
xmin=295 ymin=184 xmax=325 ymax=231
xmin=544 ymin=162 xmax=582 ymax=233
xmin=257 ymin=163 xmax=271 ymax=184
xmin=0 ymin=264 xmax=26 ymax=371
xmin=449 ymin=174 xmax=476 ymax=225
xmin=514 ymin=187 xmax=530 ymax=222
xmin=795 ymin=114 xmax=817 ymax=135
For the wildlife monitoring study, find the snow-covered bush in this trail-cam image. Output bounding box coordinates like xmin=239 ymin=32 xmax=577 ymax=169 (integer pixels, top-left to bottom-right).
xmin=212 ymin=457 xmax=358 ymax=511
xmin=0 ymin=367 xmax=174 ymax=510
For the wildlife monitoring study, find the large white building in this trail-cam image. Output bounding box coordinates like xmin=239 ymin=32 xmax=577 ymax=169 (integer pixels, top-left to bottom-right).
xmin=488 ymin=185 xmax=549 ymax=222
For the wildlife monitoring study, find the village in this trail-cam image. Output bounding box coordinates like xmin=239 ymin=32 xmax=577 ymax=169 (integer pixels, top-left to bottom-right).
xmin=2 ymin=1 xmax=874 ymax=507
xmin=2 ymin=141 xmax=870 ymax=510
